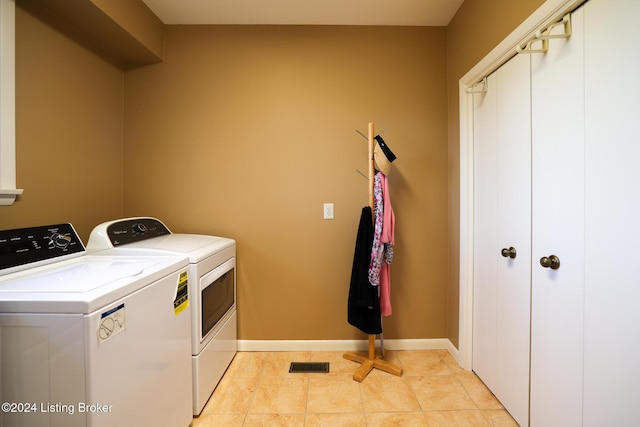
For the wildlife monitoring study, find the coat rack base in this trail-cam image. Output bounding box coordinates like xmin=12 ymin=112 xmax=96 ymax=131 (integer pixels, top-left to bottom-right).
xmin=342 ymin=351 xmax=403 ymax=382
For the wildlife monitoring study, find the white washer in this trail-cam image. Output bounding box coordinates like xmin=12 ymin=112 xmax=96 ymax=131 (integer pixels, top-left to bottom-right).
xmin=87 ymin=217 xmax=236 ymax=415
xmin=0 ymin=223 xmax=193 ymax=427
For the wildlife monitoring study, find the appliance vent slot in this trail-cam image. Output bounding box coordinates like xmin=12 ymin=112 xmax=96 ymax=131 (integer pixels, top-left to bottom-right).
xmin=288 ymin=362 xmax=329 ymax=373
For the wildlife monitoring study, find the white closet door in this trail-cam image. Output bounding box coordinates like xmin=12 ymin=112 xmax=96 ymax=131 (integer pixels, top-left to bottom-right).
xmin=583 ymin=0 xmax=640 ymax=425
xmin=494 ymin=53 xmax=531 ymax=427
xmin=472 ymin=70 xmax=499 ymax=393
xmin=473 ymin=53 xmax=531 ymax=427
xmin=530 ymin=6 xmax=585 ymax=427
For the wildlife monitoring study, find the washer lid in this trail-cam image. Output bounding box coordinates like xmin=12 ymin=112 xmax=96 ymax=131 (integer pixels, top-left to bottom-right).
xmin=116 ymin=234 xmax=235 ymax=263
xmin=0 ymin=254 xmax=189 ymax=314
xmin=87 ymin=217 xmax=235 ymax=263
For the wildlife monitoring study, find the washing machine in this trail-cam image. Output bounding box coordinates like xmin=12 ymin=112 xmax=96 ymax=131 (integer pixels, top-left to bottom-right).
xmin=0 ymin=223 xmax=193 ymax=427
xmin=86 ymin=217 xmax=236 ymax=415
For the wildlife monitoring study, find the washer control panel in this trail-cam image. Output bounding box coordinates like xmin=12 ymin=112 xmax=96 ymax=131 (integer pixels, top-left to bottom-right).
xmin=106 ymin=217 xmax=171 ymax=247
xmin=0 ymin=223 xmax=85 ymax=272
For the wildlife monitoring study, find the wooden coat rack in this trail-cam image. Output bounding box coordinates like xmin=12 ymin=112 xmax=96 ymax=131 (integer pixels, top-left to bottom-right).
xmin=343 ymin=122 xmax=403 ymax=382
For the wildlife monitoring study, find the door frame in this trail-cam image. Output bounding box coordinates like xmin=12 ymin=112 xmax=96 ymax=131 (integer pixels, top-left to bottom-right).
xmin=457 ymin=0 xmax=585 ymax=370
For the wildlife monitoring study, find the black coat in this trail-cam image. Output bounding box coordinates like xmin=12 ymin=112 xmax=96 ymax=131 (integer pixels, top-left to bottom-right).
xmin=347 ymin=206 xmax=382 ymax=334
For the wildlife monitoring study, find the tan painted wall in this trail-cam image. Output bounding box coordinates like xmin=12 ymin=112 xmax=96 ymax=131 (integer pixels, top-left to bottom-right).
xmin=4 ymin=0 xmax=550 ymax=347
xmin=124 ymin=25 xmax=449 ymax=341
xmin=1 ymin=5 xmax=124 ymax=240
xmin=445 ymin=0 xmax=545 ymax=347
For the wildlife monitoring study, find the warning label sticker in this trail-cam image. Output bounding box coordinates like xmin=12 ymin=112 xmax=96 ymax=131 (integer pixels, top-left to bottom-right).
xmin=174 ymin=271 xmax=189 ymax=315
xmin=98 ymin=303 xmax=126 ymax=344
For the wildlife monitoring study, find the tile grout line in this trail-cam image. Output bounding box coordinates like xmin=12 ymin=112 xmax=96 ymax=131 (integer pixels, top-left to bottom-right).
xmin=303 ymin=375 xmax=310 ymax=425
xmin=242 ymin=354 xmax=263 ymax=425
xmin=356 ymin=375 xmax=367 ymax=425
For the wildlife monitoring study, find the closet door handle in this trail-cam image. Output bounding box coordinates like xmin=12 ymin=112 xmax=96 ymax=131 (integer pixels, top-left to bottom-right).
xmin=501 ymin=247 xmax=517 ymax=259
xmin=540 ymin=255 xmax=560 ymax=270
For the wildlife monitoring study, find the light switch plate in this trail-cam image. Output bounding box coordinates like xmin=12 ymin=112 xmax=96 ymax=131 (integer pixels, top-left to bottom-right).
xmin=323 ymin=203 xmax=334 ymax=219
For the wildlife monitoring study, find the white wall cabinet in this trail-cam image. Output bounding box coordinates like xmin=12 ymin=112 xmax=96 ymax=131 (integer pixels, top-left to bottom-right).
xmin=472 ymin=0 xmax=640 ymax=425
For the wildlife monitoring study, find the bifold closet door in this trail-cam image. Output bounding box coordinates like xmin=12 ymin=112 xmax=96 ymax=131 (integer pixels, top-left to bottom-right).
xmin=530 ymin=5 xmax=585 ymax=427
xmin=472 ymin=53 xmax=531 ymax=427
xmin=583 ymin=0 xmax=640 ymax=424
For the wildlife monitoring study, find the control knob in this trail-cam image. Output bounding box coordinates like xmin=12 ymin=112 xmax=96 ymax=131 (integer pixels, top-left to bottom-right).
xmin=132 ymin=223 xmax=147 ymax=234
xmin=49 ymin=232 xmax=71 ymax=249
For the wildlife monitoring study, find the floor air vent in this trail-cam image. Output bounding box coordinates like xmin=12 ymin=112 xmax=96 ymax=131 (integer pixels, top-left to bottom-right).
xmin=289 ymin=362 xmax=329 ymax=373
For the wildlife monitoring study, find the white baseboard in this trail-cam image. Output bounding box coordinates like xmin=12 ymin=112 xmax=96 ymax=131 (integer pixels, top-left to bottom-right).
xmin=237 ymin=338 xmax=457 ymax=355
xmin=237 ymin=338 xmax=466 ymax=370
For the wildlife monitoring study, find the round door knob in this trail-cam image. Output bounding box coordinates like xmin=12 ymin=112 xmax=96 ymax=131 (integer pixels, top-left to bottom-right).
xmin=501 ymin=247 xmax=517 ymax=259
xmin=540 ymin=255 xmax=560 ymax=270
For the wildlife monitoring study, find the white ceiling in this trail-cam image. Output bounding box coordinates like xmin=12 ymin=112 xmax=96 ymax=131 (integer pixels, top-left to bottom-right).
xmin=142 ymin=0 xmax=465 ymax=26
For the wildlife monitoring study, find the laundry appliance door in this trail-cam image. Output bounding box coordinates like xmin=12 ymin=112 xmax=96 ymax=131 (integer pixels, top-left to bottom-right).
xmin=197 ymin=257 xmax=235 ymax=351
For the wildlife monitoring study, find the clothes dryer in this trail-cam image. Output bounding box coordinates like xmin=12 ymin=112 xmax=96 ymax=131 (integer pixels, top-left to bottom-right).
xmin=0 ymin=223 xmax=192 ymax=427
xmin=87 ymin=217 xmax=236 ymax=415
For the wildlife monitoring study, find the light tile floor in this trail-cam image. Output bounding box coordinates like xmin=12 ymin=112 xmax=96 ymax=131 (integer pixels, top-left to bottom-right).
xmin=191 ymin=350 xmax=519 ymax=427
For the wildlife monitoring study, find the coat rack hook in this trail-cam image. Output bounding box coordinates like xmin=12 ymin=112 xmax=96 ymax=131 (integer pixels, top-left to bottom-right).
xmin=356 ymin=129 xmax=386 ymax=141
xmin=355 ymin=169 xmax=368 ymax=180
